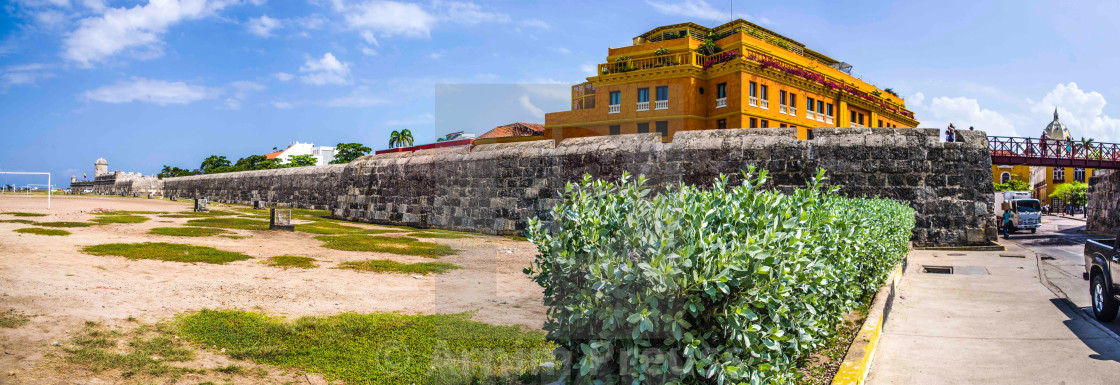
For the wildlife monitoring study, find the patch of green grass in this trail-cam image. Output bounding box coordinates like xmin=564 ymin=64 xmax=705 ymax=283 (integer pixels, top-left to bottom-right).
xmin=337 ymin=260 xmax=460 ymax=275
xmin=0 ymin=219 xmax=36 ymax=224
xmin=221 ymin=235 xmax=249 ymax=240
xmin=185 ymin=217 xmax=270 ymax=231
xmin=315 ymin=235 xmax=456 ymax=257
xmin=160 ymin=210 xmax=236 ymax=218
xmin=81 ymin=242 xmax=252 ymax=264
xmin=0 ymin=212 xmax=47 ymax=217
xmin=149 ymin=227 xmax=228 ymax=237
xmin=213 ymin=364 xmax=245 ymax=374
xmin=406 ymin=231 xmax=470 ymax=239
xmin=296 ymin=221 xmax=396 ymax=235
xmin=14 ymin=227 xmax=70 ymax=236
xmin=64 ymin=323 xmax=198 ymax=378
xmin=91 ymin=210 xmax=167 ymax=215
xmin=89 ymin=215 xmax=149 ymax=225
xmin=176 ymin=310 xmax=557 ymax=385
xmin=0 ymin=309 xmax=31 ymax=328
xmin=504 ymin=235 xmax=529 ymax=242
xmin=265 ymin=256 xmax=318 ymax=269
xmin=36 ymin=221 xmax=95 ymax=228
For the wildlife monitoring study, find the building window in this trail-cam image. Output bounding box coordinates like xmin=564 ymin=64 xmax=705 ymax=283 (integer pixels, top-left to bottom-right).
xmin=878 ymin=119 xmax=884 ymax=127
xmin=655 ymin=86 xmax=668 ymax=101
xmin=779 ymin=123 xmax=786 ymax=128
xmin=807 ymin=128 xmax=814 ymax=140
xmin=637 ymin=88 xmax=649 ymax=103
xmin=859 ymin=113 xmax=865 ymax=126
xmin=759 ymin=84 xmax=769 ymax=109
xmin=780 ymin=90 xmax=787 ymax=105
xmin=1053 ymin=167 xmax=1065 ymax=182
xmin=717 ymin=119 xmax=727 ymax=129
xmin=717 ymin=83 xmax=727 ymax=98
xmin=1075 ymin=167 xmax=1086 ymax=182
xmin=656 ymin=120 xmax=668 ymax=137
xmin=637 ymin=122 xmax=650 ymax=133
xmin=1001 ymin=172 xmax=1011 ymax=184
xmin=749 ymin=82 xmax=757 ymax=97
xmin=760 ymin=119 xmax=769 ymax=128
xmin=609 ymin=125 xmax=620 ymax=135
xmin=817 ymin=100 xmax=824 ymax=116
xmin=789 ymin=93 xmax=797 ymax=113
xmin=807 ymin=97 xmax=816 ymax=113
xmin=609 ymin=91 xmax=621 ymax=114
xmin=826 ymin=103 xmax=833 ymax=116
xmin=749 ymin=117 xmax=758 ymax=128
xmin=850 ymin=111 xmax=857 ymax=125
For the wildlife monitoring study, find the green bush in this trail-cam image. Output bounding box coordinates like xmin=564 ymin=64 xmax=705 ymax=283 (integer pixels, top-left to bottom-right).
xmin=524 ymin=169 xmax=913 ymax=384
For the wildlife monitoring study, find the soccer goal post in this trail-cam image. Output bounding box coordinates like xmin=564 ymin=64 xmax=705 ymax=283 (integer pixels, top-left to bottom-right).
xmin=0 ymin=172 xmax=52 ymax=209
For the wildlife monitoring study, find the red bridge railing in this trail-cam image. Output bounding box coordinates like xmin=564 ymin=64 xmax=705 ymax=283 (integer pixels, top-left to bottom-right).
xmin=989 ymin=136 xmax=1120 ymax=169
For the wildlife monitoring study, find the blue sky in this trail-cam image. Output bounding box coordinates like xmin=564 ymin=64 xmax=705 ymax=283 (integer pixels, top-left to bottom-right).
xmin=2 ymin=0 xmax=1119 ymax=186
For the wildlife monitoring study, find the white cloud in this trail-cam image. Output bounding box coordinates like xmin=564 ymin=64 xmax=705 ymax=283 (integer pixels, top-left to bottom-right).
xmin=299 ymin=52 xmax=351 ymax=85
xmin=518 ymin=94 xmax=544 ymax=119
xmin=646 ymin=0 xmax=759 ymax=22
xmin=296 ymin=15 xmax=325 ymax=30
xmin=2 ymin=63 xmax=54 ymax=88
xmin=1030 ymin=82 xmax=1120 ymax=142
xmin=359 ymin=45 xmax=377 ymax=56
xmin=580 ymin=63 xmax=597 ymax=76
xmin=343 ymin=1 xmax=436 ymax=38
xmin=273 ymin=72 xmax=293 ymax=82
xmin=271 ymin=100 xmax=296 ymax=109
xmin=552 ymin=47 xmax=570 ymax=54
xmin=82 ymin=77 xmax=218 ymax=105
xmin=63 ymin=0 xmax=233 ymax=66
xmin=385 ymin=113 xmax=434 ymax=126
xmin=79 ymin=0 xmax=107 ymax=12
xmin=428 ymin=51 xmax=444 ymax=60
xmin=360 ymin=30 xmax=379 ymax=45
xmin=247 ymin=15 xmax=281 ymax=37
xmin=321 ymin=86 xmax=386 ymax=107
xmin=229 ymin=80 xmax=265 ymax=99
xmin=437 ymin=1 xmax=509 ymax=25
xmin=925 ymin=96 xmax=1018 ymax=136
xmin=224 ymin=98 xmax=241 ymax=110
xmin=519 ymin=18 xmax=549 ymax=29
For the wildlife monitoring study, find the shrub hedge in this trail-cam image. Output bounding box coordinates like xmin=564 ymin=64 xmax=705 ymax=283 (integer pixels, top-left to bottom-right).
xmin=525 ymin=169 xmax=913 ymax=384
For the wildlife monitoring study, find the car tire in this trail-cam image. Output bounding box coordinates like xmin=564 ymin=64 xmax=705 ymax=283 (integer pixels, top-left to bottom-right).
xmin=1092 ymin=274 xmax=1119 ymax=322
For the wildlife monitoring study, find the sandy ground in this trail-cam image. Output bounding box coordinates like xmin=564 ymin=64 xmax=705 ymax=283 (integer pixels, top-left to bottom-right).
xmin=0 ymin=194 xmax=546 ymax=384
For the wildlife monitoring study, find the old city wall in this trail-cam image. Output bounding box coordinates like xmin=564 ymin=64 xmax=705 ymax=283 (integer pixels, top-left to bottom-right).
xmin=336 ymin=128 xmax=996 ymax=247
xmin=161 ymin=164 xmax=347 ymax=210
xmin=1088 ymin=172 xmax=1120 ymax=236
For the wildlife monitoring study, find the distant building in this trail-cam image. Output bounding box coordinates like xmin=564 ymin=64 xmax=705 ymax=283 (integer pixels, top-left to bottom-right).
xmin=1030 ymin=109 xmax=1098 ymax=207
xmin=264 ymin=142 xmax=336 ymax=166
xmin=477 ymin=122 xmax=545 ymax=140
xmin=94 ymin=157 xmax=108 ymax=177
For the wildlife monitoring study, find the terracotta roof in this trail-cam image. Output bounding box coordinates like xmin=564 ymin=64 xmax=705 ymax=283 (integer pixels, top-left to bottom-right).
xmin=264 ymin=150 xmax=284 ymax=159
xmin=476 ymin=122 xmax=545 ymax=140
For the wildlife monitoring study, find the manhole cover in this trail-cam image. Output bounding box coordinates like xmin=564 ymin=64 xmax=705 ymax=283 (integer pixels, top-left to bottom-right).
xmin=1000 ymin=254 xmax=1026 ymax=258
xmin=923 ymin=266 xmax=953 ymax=274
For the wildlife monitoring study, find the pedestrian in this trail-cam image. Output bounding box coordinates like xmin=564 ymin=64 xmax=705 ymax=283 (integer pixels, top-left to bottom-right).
xmin=969 ymin=126 xmax=974 ymax=131
xmin=1041 ymin=132 xmax=1050 ymax=157
xmin=1002 ymin=209 xmax=1012 ymax=239
xmin=946 ymin=124 xmax=956 ymax=142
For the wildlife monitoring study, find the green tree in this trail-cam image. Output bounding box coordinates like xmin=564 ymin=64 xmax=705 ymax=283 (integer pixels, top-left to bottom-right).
xmin=399 ymin=129 xmax=414 ymax=147
xmin=389 ymin=130 xmax=401 ymax=148
xmin=200 ymin=155 xmax=231 ymax=174
xmin=331 ymin=143 xmax=371 ymax=164
xmin=157 ymin=166 xmax=196 ymax=179
xmin=1049 ymin=181 xmax=1089 ymax=207
xmin=994 ymin=176 xmax=1031 ymax=192
xmin=286 ymin=154 xmax=317 ymax=167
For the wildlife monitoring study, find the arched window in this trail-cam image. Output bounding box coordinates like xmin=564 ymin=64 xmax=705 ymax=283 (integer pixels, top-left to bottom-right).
xmin=1001 ymin=172 xmax=1011 ymax=184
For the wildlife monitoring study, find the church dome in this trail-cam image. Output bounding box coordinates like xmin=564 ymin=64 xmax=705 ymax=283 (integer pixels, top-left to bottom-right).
xmin=95 ymin=157 xmax=108 ymax=165
xmin=1043 ymin=108 xmax=1071 ymax=140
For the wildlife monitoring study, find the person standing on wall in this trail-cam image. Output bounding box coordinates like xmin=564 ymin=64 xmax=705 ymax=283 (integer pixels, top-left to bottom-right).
xmin=946 ymin=124 xmax=956 ymax=142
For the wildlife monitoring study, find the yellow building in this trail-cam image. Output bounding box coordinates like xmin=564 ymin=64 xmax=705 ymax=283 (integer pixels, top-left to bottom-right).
xmin=1029 ymin=109 xmax=1096 ymax=206
xmin=992 ymin=164 xmax=1032 ymax=187
xmin=544 ymin=20 xmax=919 ymax=143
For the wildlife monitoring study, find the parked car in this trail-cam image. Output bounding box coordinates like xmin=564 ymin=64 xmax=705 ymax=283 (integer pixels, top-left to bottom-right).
xmin=1085 ymin=229 xmax=1120 ymax=321
xmin=82 ymin=188 xmax=93 ymax=193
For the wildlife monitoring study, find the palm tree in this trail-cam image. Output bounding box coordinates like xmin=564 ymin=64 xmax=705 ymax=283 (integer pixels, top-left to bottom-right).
xmin=1080 ymin=137 xmax=1101 ymax=160
xmin=389 ymin=130 xmax=401 ymax=148
xmin=400 ymin=129 xmax=414 ymax=147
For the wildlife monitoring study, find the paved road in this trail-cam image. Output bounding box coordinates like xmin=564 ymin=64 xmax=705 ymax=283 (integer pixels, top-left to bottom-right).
xmin=868 ymin=219 xmax=1120 ymax=384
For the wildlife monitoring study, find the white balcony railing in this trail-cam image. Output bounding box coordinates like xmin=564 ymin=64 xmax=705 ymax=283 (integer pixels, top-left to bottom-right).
xmin=609 ymin=104 xmax=620 ymax=114
xmin=654 ymin=100 xmax=668 ymax=110
xmin=716 ymin=97 xmax=727 ymax=108
xmin=807 ymin=111 xmax=816 ymax=120
xmin=816 ymin=114 xmax=825 ymax=123
xmin=760 ymin=99 xmax=769 ymax=109
xmin=779 ymin=105 xmax=787 ymax=114
xmin=789 ymin=106 xmax=797 ymax=116
xmin=825 ymin=116 xmax=834 ymax=125
xmin=637 ymin=101 xmax=650 ymax=112
xmin=748 ymin=96 xmax=758 ymax=107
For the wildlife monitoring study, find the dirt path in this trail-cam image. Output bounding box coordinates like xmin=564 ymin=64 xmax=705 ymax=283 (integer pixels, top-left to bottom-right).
xmin=0 ymin=194 xmax=546 ymax=383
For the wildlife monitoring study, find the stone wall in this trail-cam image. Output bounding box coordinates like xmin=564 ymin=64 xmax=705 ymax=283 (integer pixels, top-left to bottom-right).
xmin=336 ymin=128 xmax=996 ymax=247
xmin=1088 ymin=171 xmax=1120 ymax=236
xmin=69 ymin=171 xmax=161 ymax=197
xmin=161 ymin=164 xmax=347 ymax=210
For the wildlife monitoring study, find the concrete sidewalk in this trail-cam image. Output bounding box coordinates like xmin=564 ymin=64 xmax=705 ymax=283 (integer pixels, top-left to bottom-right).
xmin=866 ymin=242 xmax=1120 ymax=384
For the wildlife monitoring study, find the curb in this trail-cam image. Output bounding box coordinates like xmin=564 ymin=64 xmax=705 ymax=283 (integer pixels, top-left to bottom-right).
xmin=831 ymin=259 xmax=905 ymax=385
